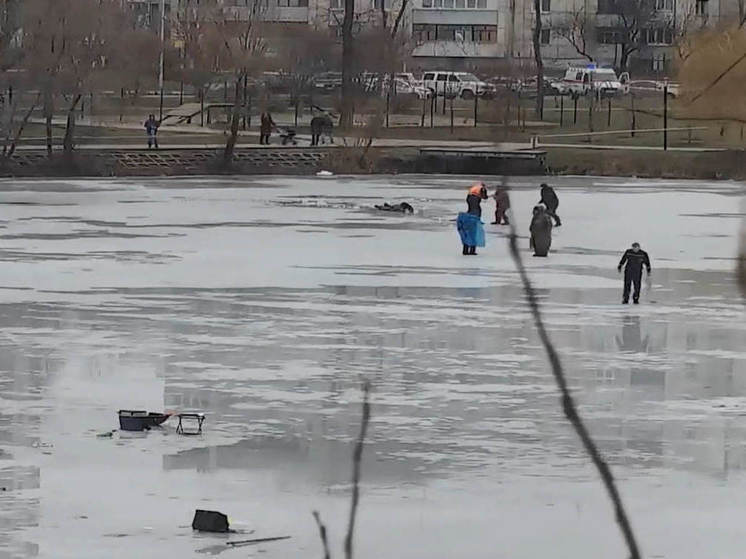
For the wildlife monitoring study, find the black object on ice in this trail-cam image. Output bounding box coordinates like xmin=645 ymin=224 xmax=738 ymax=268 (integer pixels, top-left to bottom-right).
xmin=176 ymin=413 xmax=205 ymax=435
xmin=192 ymin=509 xmax=230 ymax=533
xmin=374 ymin=202 xmax=414 ymax=214
xmin=118 ymin=410 xmax=171 ymax=431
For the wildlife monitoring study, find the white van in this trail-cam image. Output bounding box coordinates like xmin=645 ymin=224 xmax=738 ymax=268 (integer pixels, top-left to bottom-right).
xmin=554 ymin=65 xmax=629 ymax=98
xmin=421 ymin=71 xmax=494 ymax=99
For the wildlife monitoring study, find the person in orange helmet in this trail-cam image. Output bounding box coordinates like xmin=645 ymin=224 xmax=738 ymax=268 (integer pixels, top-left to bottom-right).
xmin=457 ymin=182 xmax=488 ymax=255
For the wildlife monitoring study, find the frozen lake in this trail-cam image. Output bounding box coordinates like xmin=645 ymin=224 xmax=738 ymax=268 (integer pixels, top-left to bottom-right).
xmin=0 ymin=175 xmax=745 ymax=559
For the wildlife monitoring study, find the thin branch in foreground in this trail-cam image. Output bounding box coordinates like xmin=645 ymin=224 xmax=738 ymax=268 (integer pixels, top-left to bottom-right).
xmin=313 ymin=510 xmax=331 ymax=559
xmin=344 ymin=381 xmax=371 ymax=559
xmin=506 ymin=208 xmax=641 ymax=559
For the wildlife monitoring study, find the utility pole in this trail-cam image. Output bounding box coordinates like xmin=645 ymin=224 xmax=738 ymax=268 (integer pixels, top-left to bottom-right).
xmin=663 ymin=81 xmax=668 ymax=151
xmin=158 ymin=0 xmax=166 ymax=122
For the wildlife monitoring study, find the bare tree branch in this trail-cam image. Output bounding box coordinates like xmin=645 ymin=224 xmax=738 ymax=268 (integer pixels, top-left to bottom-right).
xmin=312 ymin=511 xmax=331 ymax=559
xmin=506 ymin=206 xmax=642 ymax=559
xmin=391 ymin=0 xmax=409 ymax=37
xmin=554 ymin=7 xmax=594 ymax=62
xmin=344 ymin=381 xmax=371 ymax=559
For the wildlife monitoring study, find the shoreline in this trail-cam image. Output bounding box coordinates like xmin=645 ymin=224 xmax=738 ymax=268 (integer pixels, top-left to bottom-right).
xmin=0 ymin=145 xmax=744 ymax=180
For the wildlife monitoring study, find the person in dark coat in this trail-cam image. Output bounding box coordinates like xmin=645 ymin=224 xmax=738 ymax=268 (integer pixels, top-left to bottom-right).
xmin=529 ymin=205 xmax=553 ymax=257
xmin=310 ymin=114 xmax=333 ymax=146
xmin=491 ymin=187 xmax=510 ymax=225
xmin=144 ymin=114 xmax=159 ymax=149
xmin=457 ymin=182 xmax=488 ymax=255
xmin=259 ymin=111 xmax=275 ymax=145
xmin=375 ymin=202 xmax=414 ymax=214
xmin=539 ymin=183 xmax=561 ymax=226
xmin=618 ymin=242 xmax=652 ymax=304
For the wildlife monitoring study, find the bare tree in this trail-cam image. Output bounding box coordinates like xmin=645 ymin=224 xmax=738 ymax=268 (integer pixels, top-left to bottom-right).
xmin=208 ymin=0 xmax=270 ymax=163
xmin=532 ymin=0 xmax=544 ymax=119
xmin=614 ymin=0 xmax=655 ymax=72
xmin=340 ymin=0 xmax=356 ymax=129
xmin=21 ymin=0 xmax=135 ymax=156
xmin=554 ymin=7 xmax=595 ymax=62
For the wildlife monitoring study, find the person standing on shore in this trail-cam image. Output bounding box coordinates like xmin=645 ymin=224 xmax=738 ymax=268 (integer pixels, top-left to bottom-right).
xmin=259 ymin=111 xmax=275 ymax=145
xmin=144 ymin=114 xmax=159 ymax=149
xmin=457 ymin=182 xmax=488 ymax=255
xmin=491 ymin=186 xmax=510 ymax=225
xmin=539 ymin=183 xmax=561 ymax=226
xmin=618 ymin=242 xmax=652 ymax=304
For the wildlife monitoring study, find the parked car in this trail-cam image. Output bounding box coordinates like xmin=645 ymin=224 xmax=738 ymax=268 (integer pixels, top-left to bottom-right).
xmin=421 ymin=71 xmax=494 ymax=99
xmin=553 ymin=65 xmax=629 ymax=98
xmin=313 ymin=71 xmax=342 ymax=91
xmin=513 ymin=76 xmax=562 ymax=97
xmin=386 ymin=78 xmax=431 ymax=99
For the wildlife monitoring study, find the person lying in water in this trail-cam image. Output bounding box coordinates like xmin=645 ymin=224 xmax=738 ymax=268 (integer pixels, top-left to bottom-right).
xmin=374 ymin=202 xmax=414 ymax=214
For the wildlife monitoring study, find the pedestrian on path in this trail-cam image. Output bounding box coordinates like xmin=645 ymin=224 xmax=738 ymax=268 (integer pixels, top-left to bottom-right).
xmin=618 ymin=242 xmax=652 ymax=304
xmin=538 ymin=183 xmax=561 ymax=226
xmin=259 ymin=111 xmax=275 ymax=145
xmin=144 ymin=114 xmax=160 ymax=149
xmin=529 ymin=205 xmax=552 ymax=257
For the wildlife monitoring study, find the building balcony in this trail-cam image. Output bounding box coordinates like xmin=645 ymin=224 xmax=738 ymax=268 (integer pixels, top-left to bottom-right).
xmin=411 ymin=40 xmax=502 ymax=58
xmin=412 ymin=8 xmax=497 ymax=24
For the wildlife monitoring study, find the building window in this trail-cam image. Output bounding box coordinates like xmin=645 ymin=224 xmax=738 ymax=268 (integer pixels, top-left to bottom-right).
xmin=467 ymin=0 xmax=476 ymax=7
xmin=652 ymin=52 xmax=666 ymax=71
xmin=695 ymin=0 xmax=707 ymax=15
xmin=598 ymin=29 xmax=619 ymax=44
xmin=654 ymin=0 xmax=673 ymax=10
xmin=278 ymin=0 xmax=308 ymax=6
xmin=540 ymin=27 xmax=550 ymax=44
xmin=477 ymin=0 xmax=486 ymax=7
xmin=413 ymin=23 xmax=437 ymax=42
xmin=455 ymin=0 xmax=465 ymax=7
xmin=422 ymin=0 xmax=432 ymax=6
xmin=646 ymin=27 xmax=673 ymax=45
xmin=596 ymin=0 xmax=619 ymax=14
xmin=443 ymin=0 xmax=454 ymax=7
xmin=330 ymin=0 xmax=342 ymax=8
xmin=540 ymin=0 xmax=550 ymax=12
xmin=473 ymin=24 xmax=497 ymax=42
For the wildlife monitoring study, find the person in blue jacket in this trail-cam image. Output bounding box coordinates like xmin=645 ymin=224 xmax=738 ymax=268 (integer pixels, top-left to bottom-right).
xmin=457 ymin=183 xmax=488 ymax=255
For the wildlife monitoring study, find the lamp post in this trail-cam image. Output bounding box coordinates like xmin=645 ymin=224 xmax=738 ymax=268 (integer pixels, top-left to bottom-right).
xmin=158 ymin=0 xmax=166 ymax=121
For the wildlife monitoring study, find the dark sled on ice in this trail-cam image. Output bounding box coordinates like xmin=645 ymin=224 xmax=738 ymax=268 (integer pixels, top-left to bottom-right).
xmin=118 ymin=410 xmax=171 ymax=431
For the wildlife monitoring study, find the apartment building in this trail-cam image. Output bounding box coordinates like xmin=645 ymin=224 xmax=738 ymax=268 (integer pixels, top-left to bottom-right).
xmin=122 ymin=0 xmax=739 ymax=75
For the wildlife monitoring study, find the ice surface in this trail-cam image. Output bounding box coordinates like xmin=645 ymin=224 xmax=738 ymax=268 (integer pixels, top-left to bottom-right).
xmin=0 ymin=175 xmax=745 ymax=558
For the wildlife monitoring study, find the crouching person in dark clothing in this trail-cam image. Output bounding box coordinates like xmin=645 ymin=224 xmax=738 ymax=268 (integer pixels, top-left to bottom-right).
xmin=618 ymin=242 xmax=652 ymax=304
xmin=539 ymin=183 xmax=561 ymax=226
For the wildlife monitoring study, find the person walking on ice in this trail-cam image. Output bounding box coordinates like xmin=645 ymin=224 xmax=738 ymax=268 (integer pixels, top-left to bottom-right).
xmin=618 ymin=242 xmax=652 ymax=304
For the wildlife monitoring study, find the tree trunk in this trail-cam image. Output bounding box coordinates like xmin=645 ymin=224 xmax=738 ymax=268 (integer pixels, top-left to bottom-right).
xmin=6 ymin=96 xmax=40 ymax=159
xmin=340 ymin=0 xmax=355 ymax=130
xmin=223 ymin=77 xmax=243 ymax=165
xmin=619 ymin=46 xmax=631 ymax=73
xmin=43 ymin=86 xmax=53 ymax=157
xmin=532 ymin=0 xmax=544 ymax=119
xmin=63 ymin=94 xmax=83 ymax=156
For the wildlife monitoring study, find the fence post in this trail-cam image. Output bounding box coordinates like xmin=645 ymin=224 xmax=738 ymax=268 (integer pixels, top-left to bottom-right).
xmin=630 ymin=94 xmax=636 ymax=137
xmin=200 ymin=88 xmax=205 ymax=127
xmin=442 ymin=82 xmax=446 ymax=115
xmin=386 ymin=91 xmax=390 ymax=128
xmin=473 ymin=86 xmax=478 ymax=127
xmin=180 ymin=81 xmax=184 ymax=105
xmin=430 ymin=94 xmax=434 ymax=128
xmin=120 ymin=87 xmax=124 ymax=123
xmin=607 ymin=97 xmax=612 ymax=127
xmin=588 ymin=95 xmax=594 ymax=143
xmin=663 ymin=83 xmax=668 ymax=151
xmin=560 ymin=94 xmax=564 ymax=127
xmin=573 ymin=95 xmax=578 ymax=125
xmin=450 ymin=93 xmax=454 ymax=134
xmin=295 ymin=101 xmax=299 ymax=128
xmin=421 ymin=95 xmax=426 ymax=127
